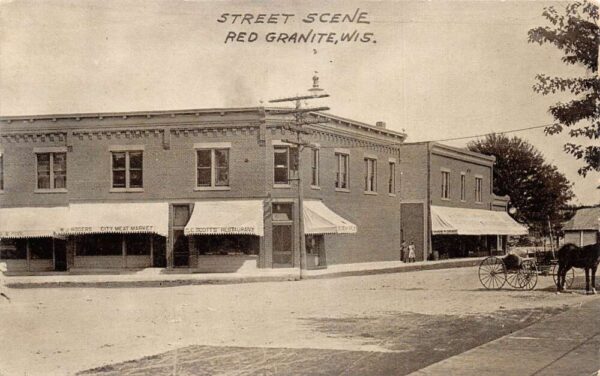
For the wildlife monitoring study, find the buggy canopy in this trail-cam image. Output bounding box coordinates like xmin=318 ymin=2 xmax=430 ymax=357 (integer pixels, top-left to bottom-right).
xmin=304 ymin=200 xmax=357 ymax=234
xmin=59 ymin=202 xmax=169 ymax=237
xmin=430 ymin=205 xmax=527 ymax=236
xmin=0 ymin=206 xmax=69 ymax=238
xmin=185 ymin=200 xmax=264 ymax=236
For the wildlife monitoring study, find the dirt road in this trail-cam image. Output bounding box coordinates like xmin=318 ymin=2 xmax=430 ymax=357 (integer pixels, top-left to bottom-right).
xmin=0 ymin=267 xmax=594 ymax=375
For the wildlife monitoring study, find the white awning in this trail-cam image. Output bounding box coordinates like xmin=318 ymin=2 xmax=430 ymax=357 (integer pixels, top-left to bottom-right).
xmin=59 ymin=202 xmax=169 ymax=237
xmin=430 ymin=205 xmax=528 ymax=236
xmin=304 ymin=200 xmax=357 ymax=234
xmin=185 ymin=200 xmax=264 ymax=236
xmin=0 ymin=207 xmax=68 ymax=238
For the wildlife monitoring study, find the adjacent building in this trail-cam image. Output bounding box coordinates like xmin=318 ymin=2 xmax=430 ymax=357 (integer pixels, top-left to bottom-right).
xmin=0 ymin=108 xmax=404 ymax=272
xmin=563 ymin=207 xmax=600 ymax=247
xmin=399 ymin=142 xmax=527 ymax=261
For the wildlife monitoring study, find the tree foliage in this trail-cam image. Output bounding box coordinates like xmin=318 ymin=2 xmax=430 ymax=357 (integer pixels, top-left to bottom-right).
xmin=528 ymin=0 xmax=599 ymax=176
xmin=468 ymin=134 xmax=574 ymax=234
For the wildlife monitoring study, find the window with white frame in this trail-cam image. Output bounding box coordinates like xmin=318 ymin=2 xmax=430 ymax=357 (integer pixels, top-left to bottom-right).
xmin=335 ymin=152 xmax=349 ymax=189
xmin=311 ymin=148 xmax=319 ymax=187
xmin=364 ymin=157 xmax=377 ymax=192
xmin=37 ymin=152 xmax=67 ymax=190
xmin=441 ymin=170 xmax=450 ymax=199
xmin=273 ymin=146 xmax=297 ymax=185
xmin=388 ymin=161 xmax=396 ymax=194
xmin=111 ymin=150 xmax=143 ymax=189
xmin=475 ymin=176 xmax=483 ymax=203
xmin=196 ymin=148 xmax=230 ymax=188
xmin=460 ymin=172 xmax=466 ymax=201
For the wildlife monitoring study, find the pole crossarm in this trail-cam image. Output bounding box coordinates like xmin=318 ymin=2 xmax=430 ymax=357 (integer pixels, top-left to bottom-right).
xmin=268 ymin=107 xmax=330 ymax=115
xmin=269 ymin=94 xmax=330 ymax=103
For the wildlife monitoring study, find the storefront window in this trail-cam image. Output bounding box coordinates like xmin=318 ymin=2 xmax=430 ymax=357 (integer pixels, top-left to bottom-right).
xmin=30 ymin=238 xmax=53 ymax=259
xmin=76 ymin=234 xmax=122 ymax=256
xmin=125 ymin=234 xmax=150 ymax=255
xmin=195 ymin=235 xmax=259 ymax=255
xmin=0 ymin=239 xmax=26 ymax=259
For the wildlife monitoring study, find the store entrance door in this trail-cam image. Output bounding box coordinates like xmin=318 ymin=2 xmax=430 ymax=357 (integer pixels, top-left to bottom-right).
xmin=272 ymin=224 xmax=293 ymax=267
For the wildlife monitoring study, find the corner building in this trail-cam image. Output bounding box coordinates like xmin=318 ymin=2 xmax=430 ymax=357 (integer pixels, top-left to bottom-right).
xmin=0 ymin=108 xmax=405 ymax=272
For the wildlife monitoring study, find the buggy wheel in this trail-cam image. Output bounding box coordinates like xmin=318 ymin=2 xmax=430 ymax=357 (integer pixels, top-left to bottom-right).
xmin=478 ymin=256 xmax=506 ymax=290
xmin=517 ymin=260 xmax=538 ymax=290
xmin=551 ymin=264 xmax=574 ymax=289
xmin=506 ymin=270 xmax=522 ymax=289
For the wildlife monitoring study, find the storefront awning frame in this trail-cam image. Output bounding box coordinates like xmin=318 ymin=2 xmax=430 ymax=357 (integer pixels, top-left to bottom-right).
xmin=430 ymin=205 xmax=528 ymax=236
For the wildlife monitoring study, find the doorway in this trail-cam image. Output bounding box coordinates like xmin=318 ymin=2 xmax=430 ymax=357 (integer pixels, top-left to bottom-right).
xmin=172 ymin=205 xmax=191 ymax=267
xmin=54 ymin=239 xmax=67 ymax=271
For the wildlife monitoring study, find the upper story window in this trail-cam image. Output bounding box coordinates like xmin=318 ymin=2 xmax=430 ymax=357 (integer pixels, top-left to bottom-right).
xmin=364 ymin=157 xmax=377 ymax=193
xmin=273 ymin=145 xmax=297 ymax=185
xmin=196 ymin=148 xmax=230 ymax=189
xmin=388 ymin=160 xmax=396 ymax=195
xmin=0 ymin=153 xmax=3 ymax=191
xmin=335 ymin=152 xmax=349 ymax=190
xmin=36 ymin=151 xmax=67 ymax=191
xmin=460 ymin=172 xmax=466 ymax=201
xmin=441 ymin=170 xmax=450 ymax=199
xmin=475 ymin=176 xmax=483 ymax=203
xmin=311 ymin=148 xmax=319 ymax=187
xmin=111 ymin=150 xmax=143 ymax=190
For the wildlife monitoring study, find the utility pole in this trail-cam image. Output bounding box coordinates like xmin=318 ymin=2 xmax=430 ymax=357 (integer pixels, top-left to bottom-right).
xmin=269 ymin=74 xmax=329 ymax=277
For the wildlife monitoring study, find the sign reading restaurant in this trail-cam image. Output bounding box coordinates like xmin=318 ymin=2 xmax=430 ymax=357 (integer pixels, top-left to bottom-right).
xmin=185 ymin=226 xmax=257 ymax=235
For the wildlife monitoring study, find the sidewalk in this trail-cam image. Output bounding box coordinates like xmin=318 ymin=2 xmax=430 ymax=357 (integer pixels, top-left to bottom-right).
xmin=1 ymin=257 xmax=484 ymax=288
xmin=410 ymin=296 xmax=600 ymax=376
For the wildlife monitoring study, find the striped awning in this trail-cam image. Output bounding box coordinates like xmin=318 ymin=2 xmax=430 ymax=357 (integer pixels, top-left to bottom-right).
xmin=58 ymin=202 xmax=169 ymax=237
xmin=430 ymin=205 xmax=528 ymax=236
xmin=0 ymin=206 xmax=69 ymax=238
xmin=184 ymin=200 xmax=264 ymax=236
xmin=304 ymin=200 xmax=357 ymax=234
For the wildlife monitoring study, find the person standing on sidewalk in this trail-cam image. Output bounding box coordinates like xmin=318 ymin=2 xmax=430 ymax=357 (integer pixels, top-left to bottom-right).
xmin=408 ymin=242 xmax=416 ymax=263
xmin=400 ymin=241 xmax=407 ymax=262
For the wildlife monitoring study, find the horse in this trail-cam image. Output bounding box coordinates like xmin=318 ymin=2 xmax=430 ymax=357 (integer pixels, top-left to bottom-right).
xmin=555 ymin=242 xmax=600 ymax=294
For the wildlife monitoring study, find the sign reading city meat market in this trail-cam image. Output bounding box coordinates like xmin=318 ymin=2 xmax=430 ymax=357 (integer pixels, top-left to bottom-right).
xmin=217 ymin=9 xmax=376 ymax=44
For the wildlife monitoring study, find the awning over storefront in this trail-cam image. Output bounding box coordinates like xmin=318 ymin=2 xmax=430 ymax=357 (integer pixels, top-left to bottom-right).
xmin=59 ymin=202 xmax=169 ymax=237
xmin=185 ymin=200 xmax=264 ymax=236
xmin=0 ymin=206 xmax=68 ymax=238
xmin=304 ymin=200 xmax=357 ymax=234
xmin=430 ymin=205 xmax=528 ymax=236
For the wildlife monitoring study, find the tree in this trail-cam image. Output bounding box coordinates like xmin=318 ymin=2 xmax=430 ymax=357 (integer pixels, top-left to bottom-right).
xmin=468 ymin=134 xmax=574 ymax=235
xmin=528 ymin=0 xmax=599 ymax=177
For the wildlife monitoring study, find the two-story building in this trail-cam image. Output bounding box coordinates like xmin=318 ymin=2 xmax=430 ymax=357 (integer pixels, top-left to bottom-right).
xmin=0 ymin=107 xmax=405 ymax=272
xmin=399 ymin=142 xmax=527 ymax=261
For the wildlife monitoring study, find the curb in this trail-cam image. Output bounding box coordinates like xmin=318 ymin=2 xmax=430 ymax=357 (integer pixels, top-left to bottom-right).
xmin=3 ymin=258 xmax=484 ymax=289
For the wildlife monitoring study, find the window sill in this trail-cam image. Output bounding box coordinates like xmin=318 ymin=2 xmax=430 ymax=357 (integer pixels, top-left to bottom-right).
xmin=475 ymin=201 xmax=484 ymax=205
xmin=35 ymin=188 xmax=68 ymax=194
xmin=441 ymin=198 xmax=451 ymax=201
xmin=388 ymin=193 xmax=397 ymax=197
xmin=364 ymin=191 xmax=378 ymax=196
xmin=194 ymin=186 xmax=231 ymax=191
xmin=273 ymin=184 xmax=292 ymax=189
xmin=335 ymin=188 xmax=350 ymax=193
xmin=460 ymin=199 xmax=466 ymax=202
xmin=110 ymin=188 xmax=144 ymax=193
xmin=310 ymin=185 xmax=321 ymax=190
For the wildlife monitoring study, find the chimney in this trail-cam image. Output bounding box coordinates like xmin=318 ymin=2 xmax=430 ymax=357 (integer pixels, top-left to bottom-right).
xmin=375 ymin=121 xmax=386 ymax=128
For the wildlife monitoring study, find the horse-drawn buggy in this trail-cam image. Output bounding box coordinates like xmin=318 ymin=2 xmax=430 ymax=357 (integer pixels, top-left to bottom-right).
xmin=478 ymin=242 xmax=599 ymax=293
xmin=478 ymin=254 xmax=538 ymax=290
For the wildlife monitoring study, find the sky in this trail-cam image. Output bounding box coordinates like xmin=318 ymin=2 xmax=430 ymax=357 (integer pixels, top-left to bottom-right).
xmin=0 ymin=0 xmax=598 ymax=205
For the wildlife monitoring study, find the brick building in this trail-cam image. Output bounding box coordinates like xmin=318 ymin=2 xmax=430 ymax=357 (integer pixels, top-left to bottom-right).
xmin=399 ymin=142 xmax=527 ymax=261
xmin=0 ymin=108 xmax=405 ymax=272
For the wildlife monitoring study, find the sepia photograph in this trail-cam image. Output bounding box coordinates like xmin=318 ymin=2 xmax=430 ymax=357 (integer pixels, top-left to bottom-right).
xmin=0 ymin=0 xmax=598 ymax=375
